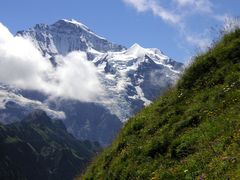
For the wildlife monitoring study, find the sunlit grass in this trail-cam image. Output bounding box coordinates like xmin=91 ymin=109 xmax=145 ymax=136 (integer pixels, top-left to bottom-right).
xmin=80 ymin=29 xmax=240 ymax=180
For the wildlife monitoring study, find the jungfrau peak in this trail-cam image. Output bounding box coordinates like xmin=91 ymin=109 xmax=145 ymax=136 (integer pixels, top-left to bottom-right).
xmin=0 ymin=19 xmax=184 ymax=146
xmin=17 ymin=19 xmax=125 ymax=57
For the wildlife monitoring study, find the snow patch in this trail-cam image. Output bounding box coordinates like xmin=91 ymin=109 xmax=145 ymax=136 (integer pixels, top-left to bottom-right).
xmin=61 ymin=19 xmax=107 ymax=40
xmin=135 ymin=86 xmax=151 ymax=106
xmin=0 ymin=88 xmax=66 ymax=120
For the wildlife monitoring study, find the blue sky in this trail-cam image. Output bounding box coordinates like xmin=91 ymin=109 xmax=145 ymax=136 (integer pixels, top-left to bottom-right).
xmin=0 ymin=0 xmax=239 ymax=63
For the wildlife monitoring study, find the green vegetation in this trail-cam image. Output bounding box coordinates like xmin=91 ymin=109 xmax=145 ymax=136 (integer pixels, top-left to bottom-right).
xmin=81 ymin=29 xmax=240 ymax=179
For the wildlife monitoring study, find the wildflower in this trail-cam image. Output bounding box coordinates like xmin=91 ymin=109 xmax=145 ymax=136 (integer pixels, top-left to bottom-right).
xmin=178 ymin=92 xmax=183 ymax=98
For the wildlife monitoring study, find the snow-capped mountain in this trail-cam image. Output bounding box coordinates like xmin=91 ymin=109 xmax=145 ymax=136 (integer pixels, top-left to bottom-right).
xmin=0 ymin=19 xmax=183 ymax=145
xmin=0 ymin=83 xmax=65 ymax=123
xmin=17 ymin=19 xmax=125 ymax=58
xmin=94 ymin=43 xmax=183 ymax=120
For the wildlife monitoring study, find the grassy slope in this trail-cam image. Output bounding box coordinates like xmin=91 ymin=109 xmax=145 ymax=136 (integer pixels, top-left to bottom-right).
xmin=81 ymin=29 xmax=240 ymax=180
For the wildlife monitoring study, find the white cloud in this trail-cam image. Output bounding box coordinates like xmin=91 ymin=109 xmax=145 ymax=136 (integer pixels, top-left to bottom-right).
xmin=0 ymin=23 xmax=103 ymax=102
xmin=123 ymin=0 xmax=225 ymax=56
xmin=185 ymin=34 xmax=211 ymax=51
xmin=149 ymin=1 xmax=181 ymax=24
xmin=174 ymin=0 xmax=212 ymax=13
xmin=51 ymin=52 xmax=104 ymax=101
xmin=0 ymin=23 xmax=51 ymax=90
xmin=123 ymin=0 xmax=214 ymax=25
xmin=123 ymin=0 xmax=149 ymax=12
xmin=123 ymin=0 xmax=181 ymax=24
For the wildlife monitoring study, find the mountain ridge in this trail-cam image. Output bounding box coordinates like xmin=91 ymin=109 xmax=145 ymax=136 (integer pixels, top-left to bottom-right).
xmin=0 ymin=19 xmax=183 ymax=146
xmin=16 ymin=19 xmax=125 ymax=57
xmin=0 ymin=109 xmax=100 ymax=180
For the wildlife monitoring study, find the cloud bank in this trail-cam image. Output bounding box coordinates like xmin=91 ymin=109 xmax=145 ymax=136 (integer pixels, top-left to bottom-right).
xmin=0 ymin=23 xmax=103 ymax=102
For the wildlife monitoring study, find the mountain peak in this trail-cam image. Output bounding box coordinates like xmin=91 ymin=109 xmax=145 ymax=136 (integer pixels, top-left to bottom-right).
xmin=125 ymin=43 xmax=146 ymax=56
xmin=53 ymin=19 xmax=107 ymax=40
xmin=23 ymin=109 xmax=52 ymax=125
xmin=129 ymin=43 xmax=144 ymax=50
xmin=17 ymin=19 xmax=125 ymax=55
xmin=56 ymin=19 xmax=91 ymax=32
xmin=130 ymin=43 xmax=142 ymax=48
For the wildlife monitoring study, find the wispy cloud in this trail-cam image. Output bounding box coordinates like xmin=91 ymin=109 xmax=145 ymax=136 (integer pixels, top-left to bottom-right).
xmin=123 ymin=0 xmax=149 ymax=12
xmin=185 ymin=34 xmax=211 ymax=51
xmin=149 ymin=0 xmax=181 ymax=24
xmin=174 ymin=0 xmax=213 ymax=13
xmin=123 ymin=0 xmax=233 ymax=55
xmin=123 ymin=0 xmax=214 ymax=25
xmin=0 ymin=23 xmax=103 ymax=102
xmin=123 ymin=0 xmax=181 ymax=24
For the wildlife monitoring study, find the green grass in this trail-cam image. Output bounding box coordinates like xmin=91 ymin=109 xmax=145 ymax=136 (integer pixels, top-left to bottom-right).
xmin=80 ymin=29 xmax=240 ymax=180
xmin=4 ymin=136 xmax=22 ymax=143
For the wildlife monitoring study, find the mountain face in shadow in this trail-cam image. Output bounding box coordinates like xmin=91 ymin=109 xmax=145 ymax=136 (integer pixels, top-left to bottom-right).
xmin=0 ymin=110 xmax=100 ymax=180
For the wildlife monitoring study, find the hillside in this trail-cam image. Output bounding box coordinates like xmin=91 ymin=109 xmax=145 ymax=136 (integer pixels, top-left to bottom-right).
xmin=81 ymin=29 xmax=240 ymax=179
xmin=0 ymin=110 xmax=100 ymax=180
